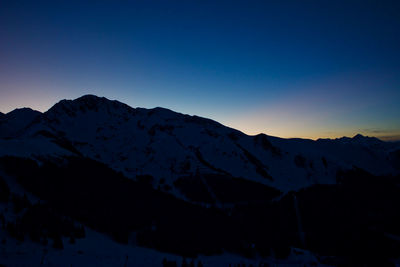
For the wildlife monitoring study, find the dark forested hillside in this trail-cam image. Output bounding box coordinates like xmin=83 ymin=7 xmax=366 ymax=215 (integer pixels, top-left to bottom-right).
xmin=2 ymin=155 xmax=400 ymax=264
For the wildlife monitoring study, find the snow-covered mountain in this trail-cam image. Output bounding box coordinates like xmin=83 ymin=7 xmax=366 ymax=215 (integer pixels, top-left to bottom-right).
xmin=1 ymin=95 xmax=399 ymax=196
xmin=2 ymin=95 xmax=400 ymax=266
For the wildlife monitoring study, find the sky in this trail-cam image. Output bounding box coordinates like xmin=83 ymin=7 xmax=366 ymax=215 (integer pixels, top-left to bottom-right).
xmin=1 ymin=0 xmax=399 ymax=140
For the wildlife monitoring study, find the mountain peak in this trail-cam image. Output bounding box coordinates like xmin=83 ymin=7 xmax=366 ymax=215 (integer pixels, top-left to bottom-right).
xmin=76 ymin=94 xmax=102 ymax=100
xmin=73 ymin=94 xmax=109 ymax=111
xmin=6 ymin=107 xmax=41 ymax=116
xmin=352 ymin=133 xmax=382 ymax=142
xmin=74 ymin=94 xmax=109 ymax=106
xmin=352 ymin=133 xmax=366 ymax=139
xmin=328 ymin=133 xmax=384 ymax=145
xmin=46 ymin=95 xmax=135 ymax=118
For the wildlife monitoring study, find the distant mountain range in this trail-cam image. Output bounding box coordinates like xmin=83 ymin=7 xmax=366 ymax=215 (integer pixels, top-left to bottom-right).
xmin=1 ymin=95 xmax=400 ymax=266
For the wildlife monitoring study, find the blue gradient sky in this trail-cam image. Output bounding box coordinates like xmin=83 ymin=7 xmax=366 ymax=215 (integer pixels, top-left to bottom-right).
xmin=1 ymin=1 xmax=399 ymax=140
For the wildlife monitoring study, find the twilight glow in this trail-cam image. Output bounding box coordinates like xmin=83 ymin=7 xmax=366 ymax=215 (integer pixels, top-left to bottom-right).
xmin=1 ymin=1 xmax=399 ymax=140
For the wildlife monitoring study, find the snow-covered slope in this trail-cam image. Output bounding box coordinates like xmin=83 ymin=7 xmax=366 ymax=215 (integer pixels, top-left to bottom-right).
xmin=1 ymin=95 xmax=399 ymax=194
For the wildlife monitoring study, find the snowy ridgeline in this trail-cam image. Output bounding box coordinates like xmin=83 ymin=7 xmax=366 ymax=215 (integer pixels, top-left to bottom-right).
xmin=0 ymin=94 xmax=399 ymax=197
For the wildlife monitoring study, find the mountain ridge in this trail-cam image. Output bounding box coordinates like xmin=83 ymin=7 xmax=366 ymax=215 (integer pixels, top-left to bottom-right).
xmin=4 ymin=94 xmax=390 ymax=142
xmin=1 ymin=95 xmax=399 ymax=196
